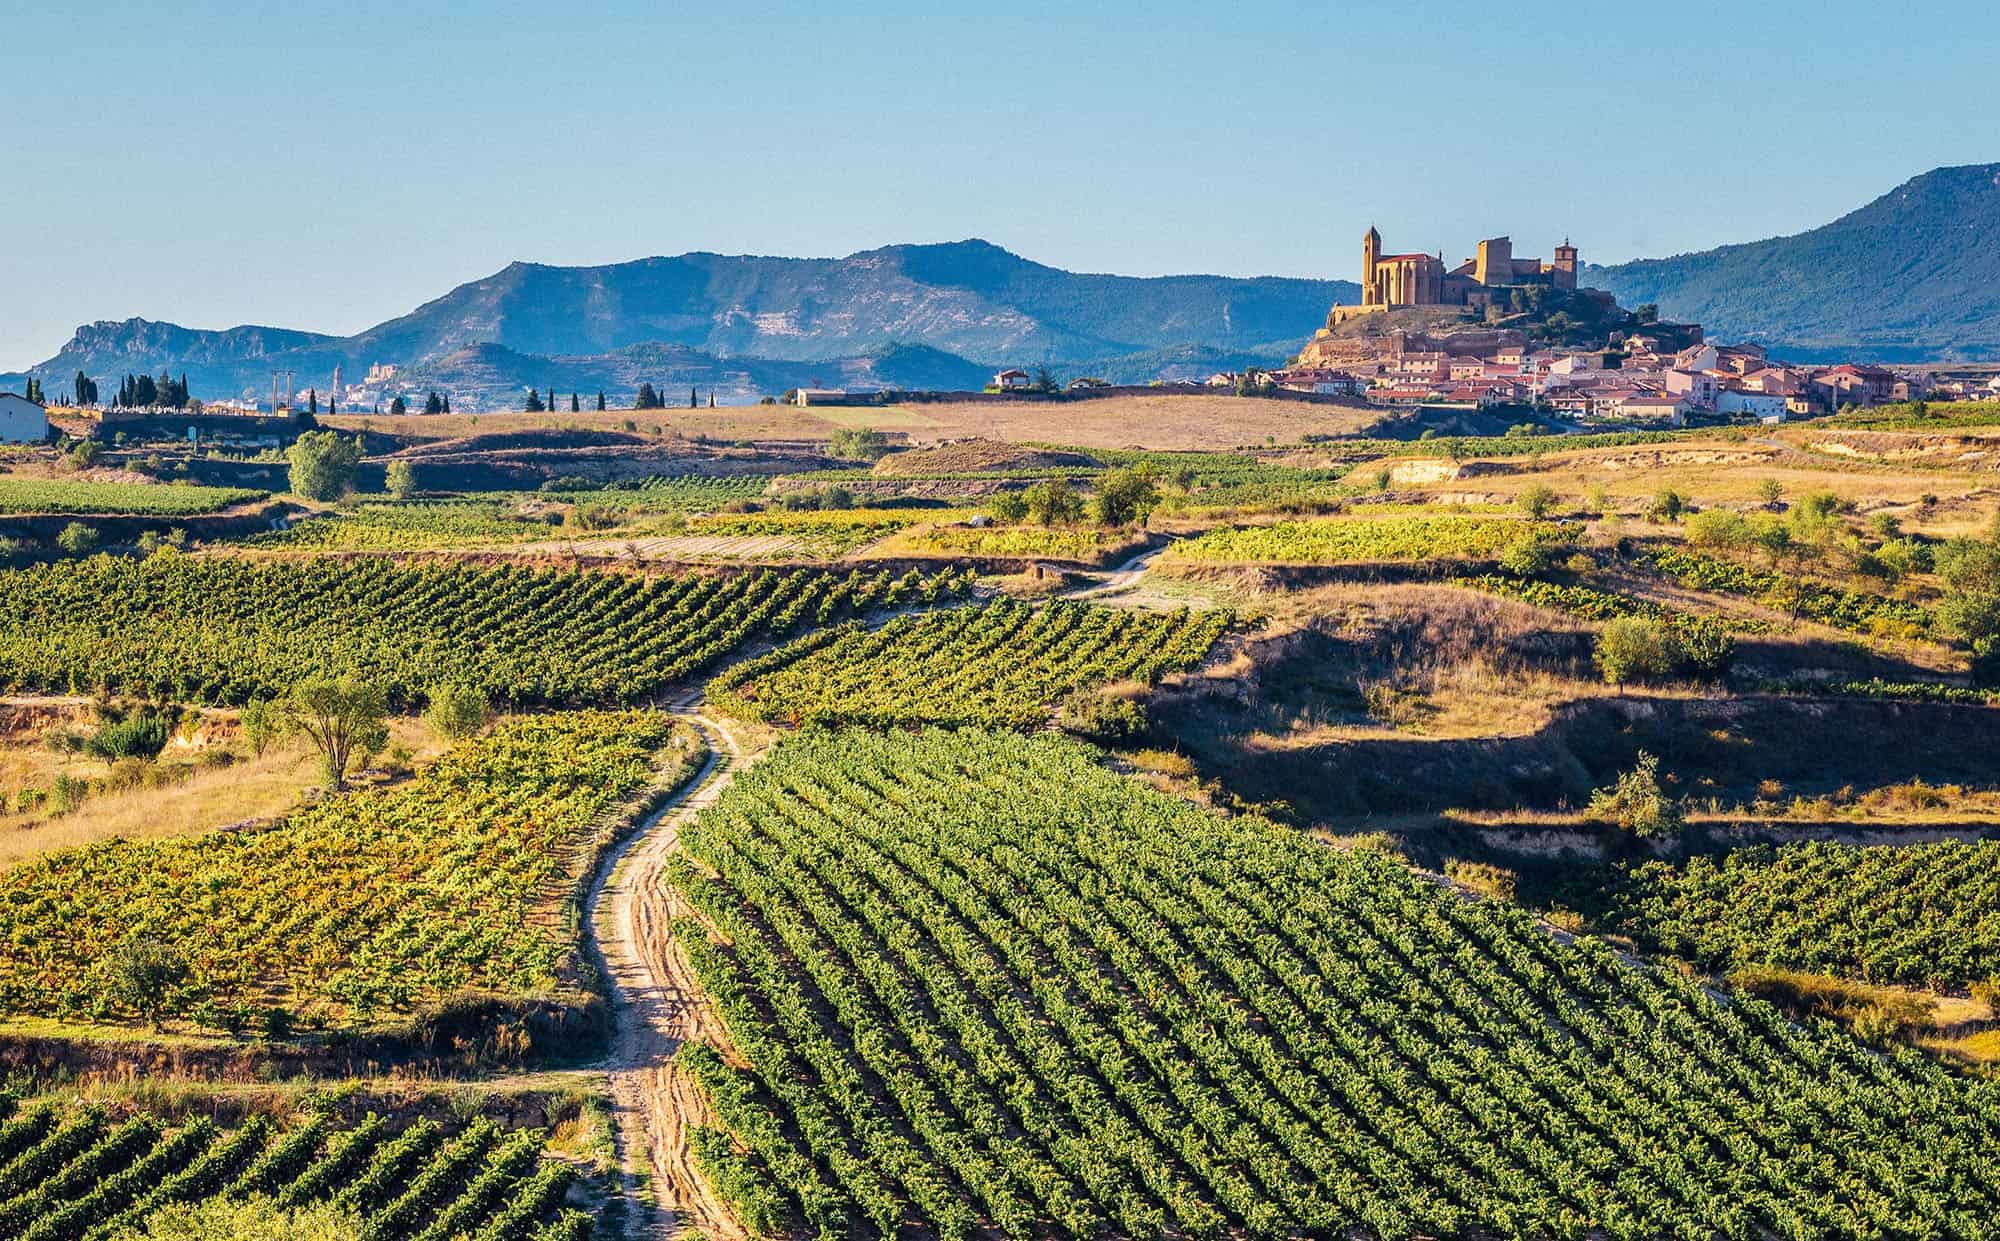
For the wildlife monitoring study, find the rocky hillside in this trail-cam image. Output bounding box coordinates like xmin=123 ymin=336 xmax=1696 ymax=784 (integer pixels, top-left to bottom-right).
xmin=1590 ymin=163 xmax=2000 ymax=361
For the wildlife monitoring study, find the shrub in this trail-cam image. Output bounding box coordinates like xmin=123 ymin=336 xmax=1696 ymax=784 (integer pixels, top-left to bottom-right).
xmin=1021 ymin=476 xmax=1085 ymax=526
xmin=107 ymin=935 xmax=193 ymax=1028
xmin=56 ymin=521 xmax=99 ymax=556
xmin=1646 ymin=488 xmax=1686 ymax=523
xmin=87 ymin=712 xmax=171 ymax=760
xmin=384 ymin=460 xmax=418 ymax=498
xmin=1056 ymin=687 xmax=1152 ymax=746
xmin=1499 ymin=526 xmax=1570 ymax=576
xmin=1516 ymin=484 xmax=1558 ymax=519
xmin=1445 ymin=859 xmax=1518 ymax=901
xmin=423 ymin=682 xmax=490 ymax=741
xmin=828 ymin=427 xmax=890 ymax=461
xmin=1594 ymin=617 xmax=1675 ymax=689
xmin=1686 ymin=508 xmax=1750 ymax=550
xmin=564 ymin=502 xmax=618 ymax=531
xmin=1587 ymin=751 xmax=1682 ymax=838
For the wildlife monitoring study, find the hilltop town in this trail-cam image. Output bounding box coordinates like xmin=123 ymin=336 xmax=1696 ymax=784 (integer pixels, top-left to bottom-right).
xmin=1258 ymin=228 xmax=2000 ymax=423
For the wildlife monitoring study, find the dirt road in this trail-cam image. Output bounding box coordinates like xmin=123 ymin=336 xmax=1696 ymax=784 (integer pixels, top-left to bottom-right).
xmin=589 ymin=712 xmax=752 ymax=1240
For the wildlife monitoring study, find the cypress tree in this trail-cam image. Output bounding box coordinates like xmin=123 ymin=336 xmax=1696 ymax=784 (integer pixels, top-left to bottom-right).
xmin=596 ymin=391 xmax=606 ymax=411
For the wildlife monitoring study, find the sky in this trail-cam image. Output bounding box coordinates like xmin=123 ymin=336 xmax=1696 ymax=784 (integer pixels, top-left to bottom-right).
xmin=5 ymin=0 xmax=1999 ymax=369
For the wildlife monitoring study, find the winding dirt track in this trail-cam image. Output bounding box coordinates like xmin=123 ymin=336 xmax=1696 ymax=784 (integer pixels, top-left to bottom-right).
xmin=590 ymin=712 xmax=752 ymax=1240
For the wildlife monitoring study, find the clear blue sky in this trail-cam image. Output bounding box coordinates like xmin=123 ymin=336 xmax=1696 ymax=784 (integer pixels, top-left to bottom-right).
xmin=6 ymin=0 xmax=1997 ymax=369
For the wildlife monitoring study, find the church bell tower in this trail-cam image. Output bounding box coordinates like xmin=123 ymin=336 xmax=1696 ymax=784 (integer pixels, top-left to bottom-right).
xmin=1362 ymin=226 xmax=1382 ymax=307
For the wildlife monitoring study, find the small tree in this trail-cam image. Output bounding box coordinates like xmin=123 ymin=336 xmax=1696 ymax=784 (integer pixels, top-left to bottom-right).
xmin=828 ymin=427 xmax=890 ymax=461
xmin=239 ymin=698 xmax=283 ymax=758
xmin=989 ymin=491 xmax=1030 ymax=524
xmin=1516 ymin=484 xmax=1558 ymax=519
xmin=422 ymin=682 xmax=489 ymax=741
xmin=1587 ymin=751 xmax=1682 ymax=838
xmin=423 ymin=390 xmax=443 ymax=415
xmin=1091 ymin=465 xmax=1161 ymax=527
xmin=283 ymin=677 xmax=389 ymax=788
xmin=388 ymin=395 xmax=408 ymax=416
xmin=384 ymin=459 xmax=417 ymax=499
xmin=1756 ymin=477 xmax=1784 ymax=509
xmin=109 ymin=936 xmax=192 ymax=1029
xmin=1594 ymin=617 xmax=1674 ymax=691
xmin=524 ymin=388 xmax=546 ymax=413
xmin=286 ymin=430 xmax=362 ymax=501
xmin=56 ymin=522 xmax=100 ymax=556
xmin=1022 ymin=476 xmax=1085 ymax=526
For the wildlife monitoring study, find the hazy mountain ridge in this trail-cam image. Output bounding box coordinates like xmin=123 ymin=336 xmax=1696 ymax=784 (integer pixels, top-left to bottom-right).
xmin=1590 ymin=163 xmax=2000 ymax=361
xmin=10 ymin=241 xmax=1353 ymax=403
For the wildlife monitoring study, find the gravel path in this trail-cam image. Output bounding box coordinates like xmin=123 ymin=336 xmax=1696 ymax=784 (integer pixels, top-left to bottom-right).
xmin=588 ymin=712 xmax=752 ymax=1240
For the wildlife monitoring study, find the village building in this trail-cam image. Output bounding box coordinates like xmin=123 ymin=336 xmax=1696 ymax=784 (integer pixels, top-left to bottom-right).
xmin=0 ymin=392 xmax=49 ymax=443
xmin=993 ymin=369 xmax=1032 ymax=391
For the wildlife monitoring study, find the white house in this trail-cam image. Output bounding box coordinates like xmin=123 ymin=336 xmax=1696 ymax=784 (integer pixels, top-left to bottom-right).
xmin=1717 ymin=390 xmax=1788 ymax=422
xmin=0 ymin=393 xmax=49 ymax=443
xmin=993 ymin=369 xmax=1032 ymax=391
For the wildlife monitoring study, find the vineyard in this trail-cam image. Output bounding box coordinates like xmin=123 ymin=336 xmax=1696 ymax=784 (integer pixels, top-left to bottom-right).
xmin=1644 ymin=545 xmax=1932 ymax=634
xmin=0 ymin=1098 xmax=590 ymax=1240
xmin=667 ymin=728 xmax=2000 ymax=1239
xmin=1164 ymin=514 xmax=1544 ymax=565
xmin=874 ymin=523 xmax=1151 ymax=565
xmin=546 ymin=474 xmax=771 ymax=510
xmin=0 ymin=711 xmax=688 ymax=1030
xmin=249 ymin=501 xmax=559 ymax=551
xmin=1570 ymin=840 xmax=2000 ymax=991
xmin=1451 ymin=574 xmax=1765 ymax=632
xmin=0 ymin=479 xmax=265 ymax=516
xmin=0 ymin=558 xmax=972 ymax=706
xmin=676 ymin=509 xmax=944 ymax=558
xmin=710 ymin=600 xmax=1229 ymax=728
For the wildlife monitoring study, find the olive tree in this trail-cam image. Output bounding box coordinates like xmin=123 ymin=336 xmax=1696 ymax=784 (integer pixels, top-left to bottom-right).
xmin=283 ymin=677 xmax=388 ymax=787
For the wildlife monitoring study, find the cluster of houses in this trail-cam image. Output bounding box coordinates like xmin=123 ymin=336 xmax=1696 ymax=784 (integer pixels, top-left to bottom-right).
xmin=1259 ymin=339 xmax=2000 ymax=425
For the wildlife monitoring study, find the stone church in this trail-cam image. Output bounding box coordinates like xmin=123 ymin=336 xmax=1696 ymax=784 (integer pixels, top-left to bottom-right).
xmin=1329 ymin=228 xmax=1579 ymax=325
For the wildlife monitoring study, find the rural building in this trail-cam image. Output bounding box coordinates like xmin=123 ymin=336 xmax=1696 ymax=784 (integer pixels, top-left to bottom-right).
xmin=993 ymin=369 xmax=1031 ymax=391
xmin=0 ymin=393 xmax=50 ymax=443
xmin=794 ymin=388 xmax=867 ymax=407
xmin=1717 ymin=390 xmax=1788 ymax=421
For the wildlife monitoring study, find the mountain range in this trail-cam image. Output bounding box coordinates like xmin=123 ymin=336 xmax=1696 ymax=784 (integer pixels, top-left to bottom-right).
xmin=14 ymin=163 xmax=2000 ymax=406
xmin=3 ymin=241 xmax=1351 ymax=406
xmin=1590 ymin=163 xmax=2000 ymax=362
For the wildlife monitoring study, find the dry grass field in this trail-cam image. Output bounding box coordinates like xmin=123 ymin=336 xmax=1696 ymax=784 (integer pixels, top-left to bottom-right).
xmin=0 ymin=710 xmax=444 ymax=867
xmin=889 ymin=393 xmax=1382 ymax=450
xmin=320 ymin=392 xmax=1381 ymax=452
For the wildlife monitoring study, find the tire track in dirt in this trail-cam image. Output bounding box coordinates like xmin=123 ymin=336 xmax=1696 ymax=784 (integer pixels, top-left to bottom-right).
xmin=589 ymin=711 xmax=754 ymax=1240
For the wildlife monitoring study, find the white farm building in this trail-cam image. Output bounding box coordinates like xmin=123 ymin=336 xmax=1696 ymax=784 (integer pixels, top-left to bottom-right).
xmin=0 ymin=393 xmax=50 ymax=443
